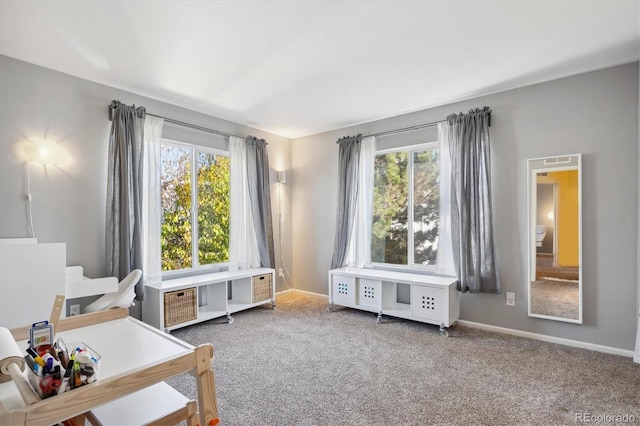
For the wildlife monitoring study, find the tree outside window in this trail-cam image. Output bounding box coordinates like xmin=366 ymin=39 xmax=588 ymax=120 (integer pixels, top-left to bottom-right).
xmin=371 ymin=143 xmax=440 ymax=267
xmin=160 ymin=142 xmax=230 ymax=272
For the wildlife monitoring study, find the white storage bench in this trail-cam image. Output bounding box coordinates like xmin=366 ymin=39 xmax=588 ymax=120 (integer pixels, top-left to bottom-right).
xmin=143 ymin=268 xmax=276 ymax=332
xmin=328 ymin=267 xmax=459 ymax=335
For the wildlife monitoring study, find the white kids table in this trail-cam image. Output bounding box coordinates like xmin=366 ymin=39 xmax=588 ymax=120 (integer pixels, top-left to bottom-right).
xmin=0 ymin=308 xmax=219 ymax=426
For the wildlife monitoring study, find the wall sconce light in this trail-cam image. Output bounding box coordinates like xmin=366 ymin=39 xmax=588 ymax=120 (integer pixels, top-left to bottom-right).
xmin=547 ymin=210 xmax=554 ymax=221
xmin=23 ymin=139 xmax=70 ymax=167
xmin=277 ymin=171 xmax=286 ymax=183
xmin=21 ymin=139 xmax=70 ymax=238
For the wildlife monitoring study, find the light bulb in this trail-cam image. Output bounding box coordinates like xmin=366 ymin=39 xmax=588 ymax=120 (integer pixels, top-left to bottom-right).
xmin=23 ymin=140 xmax=70 ymax=166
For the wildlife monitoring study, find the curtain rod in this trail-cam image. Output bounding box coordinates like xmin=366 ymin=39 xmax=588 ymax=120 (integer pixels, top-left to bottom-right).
xmin=362 ymin=119 xmax=443 ymax=139
xmin=348 ymin=111 xmax=492 ymax=142
xmin=108 ymin=101 xmax=265 ymax=143
xmin=149 ymin=113 xmax=244 ymax=139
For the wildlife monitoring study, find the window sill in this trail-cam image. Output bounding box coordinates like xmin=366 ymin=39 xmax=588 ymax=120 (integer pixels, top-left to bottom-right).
xmin=366 ymin=263 xmax=456 ymax=278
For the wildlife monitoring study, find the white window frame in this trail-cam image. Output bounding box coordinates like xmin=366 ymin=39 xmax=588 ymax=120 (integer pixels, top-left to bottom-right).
xmin=370 ymin=141 xmax=440 ymax=272
xmin=160 ymin=138 xmax=231 ymax=278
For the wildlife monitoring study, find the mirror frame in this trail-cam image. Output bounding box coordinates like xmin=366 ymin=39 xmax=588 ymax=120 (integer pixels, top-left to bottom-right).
xmin=527 ymin=154 xmax=582 ymax=324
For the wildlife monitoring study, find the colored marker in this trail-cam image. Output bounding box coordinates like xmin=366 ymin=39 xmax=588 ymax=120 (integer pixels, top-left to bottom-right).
xmin=26 ymin=347 xmax=45 ymax=367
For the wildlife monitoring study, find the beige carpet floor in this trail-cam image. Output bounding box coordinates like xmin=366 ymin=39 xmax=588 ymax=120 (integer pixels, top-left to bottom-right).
xmin=166 ymin=292 xmax=639 ymax=425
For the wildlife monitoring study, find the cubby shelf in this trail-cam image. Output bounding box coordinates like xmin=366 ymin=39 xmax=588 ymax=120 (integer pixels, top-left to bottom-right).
xmin=143 ymin=268 xmax=275 ymax=331
xmin=328 ymin=267 xmax=459 ymax=335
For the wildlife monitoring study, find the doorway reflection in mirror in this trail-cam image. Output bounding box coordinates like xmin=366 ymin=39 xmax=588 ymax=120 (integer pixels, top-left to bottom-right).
xmin=528 ymin=155 xmax=581 ymax=323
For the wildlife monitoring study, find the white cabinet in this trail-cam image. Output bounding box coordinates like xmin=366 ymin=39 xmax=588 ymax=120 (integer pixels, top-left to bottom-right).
xmin=328 ymin=267 xmax=459 ymax=335
xmin=412 ymin=285 xmax=446 ymax=322
xmin=143 ymin=268 xmax=276 ymax=331
xmin=0 ymin=240 xmax=66 ymax=329
xmin=331 ymin=274 xmax=357 ymax=305
xmin=357 ymin=278 xmax=382 ymax=309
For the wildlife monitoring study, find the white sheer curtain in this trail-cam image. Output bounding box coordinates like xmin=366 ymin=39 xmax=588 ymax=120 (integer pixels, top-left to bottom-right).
xmin=436 ymin=122 xmax=455 ymax=275
xmin=346 ymin=136 xmax=375 ymax=268
xmin=142 ymin=115 xmax=164 ymax=285
xmin=229 ymin=136 xmax=260 ymax=269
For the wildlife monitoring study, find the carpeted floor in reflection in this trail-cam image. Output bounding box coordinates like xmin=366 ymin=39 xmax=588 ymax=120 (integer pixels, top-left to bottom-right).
xmin=530 ymin=279 xmax=579 ymax=320
xmin=166 ymin=291 xmax=639 ymax=426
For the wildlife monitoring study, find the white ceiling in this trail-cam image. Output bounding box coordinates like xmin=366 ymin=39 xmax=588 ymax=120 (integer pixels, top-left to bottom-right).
xmin=1 ymin=1 xmax=638 ymax=139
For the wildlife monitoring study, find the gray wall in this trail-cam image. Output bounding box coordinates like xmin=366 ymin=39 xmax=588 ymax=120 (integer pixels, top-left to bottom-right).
xmin=0 ymin=55 xmax=293 ymax=314
xmin=292 ymin=62 xmax=639 ymax=351
xmin=1 ymin=54 xmax=637 ymax=351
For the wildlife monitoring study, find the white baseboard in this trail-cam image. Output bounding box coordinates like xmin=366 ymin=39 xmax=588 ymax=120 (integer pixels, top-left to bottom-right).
xmin=276 ymin=288 xmax=328 ymax=299
xmin=457 ymin=320 xmax=636 ymax=359
xmin=294 ymin=289 xmax=329 ymax=298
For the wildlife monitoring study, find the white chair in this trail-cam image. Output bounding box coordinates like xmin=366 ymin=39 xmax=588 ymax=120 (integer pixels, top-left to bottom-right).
xmin=84 ymin=269 xmax=142 ymax=313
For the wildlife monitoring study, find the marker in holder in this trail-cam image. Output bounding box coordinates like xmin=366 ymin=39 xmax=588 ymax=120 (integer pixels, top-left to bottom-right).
xmin=26 ymin=341 xmax=101 ymax=399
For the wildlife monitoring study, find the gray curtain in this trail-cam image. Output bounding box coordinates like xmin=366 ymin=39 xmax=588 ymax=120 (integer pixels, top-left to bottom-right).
xmin=106 ymin=101 xmax=146 ymax=300
xmin=330 ymin=135 xmax=362 ymax=270
xmin=246 ymin=136 xmax=275 ymax=268
xmin=447 ymin=107 xmax=500 ymax=293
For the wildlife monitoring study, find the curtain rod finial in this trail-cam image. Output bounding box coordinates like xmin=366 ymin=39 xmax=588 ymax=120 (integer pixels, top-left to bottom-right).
xmin=108 ymin=100 xmax=119 ymax=121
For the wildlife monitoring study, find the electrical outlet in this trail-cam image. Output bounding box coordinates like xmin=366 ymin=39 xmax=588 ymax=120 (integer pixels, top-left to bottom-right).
xmin=506 ymin=292 xmax=515 ymax=306
xmin=278 ymin=268 xmax=284 ymax=278
xmin=70 ymin=304 xmax=80 ymax=316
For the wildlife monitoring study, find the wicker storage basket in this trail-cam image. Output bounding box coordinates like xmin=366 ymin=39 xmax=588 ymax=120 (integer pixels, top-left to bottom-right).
xmin=252 ymin=274 xmax=272 ymax=303
xmin=164 ymin=287 xmax=197 ymax=327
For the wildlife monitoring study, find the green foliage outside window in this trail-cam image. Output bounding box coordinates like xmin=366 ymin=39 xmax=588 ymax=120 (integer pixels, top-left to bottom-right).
xmin=371 ymin=151 xmax=409 ymax=264
xmin=413 ymin=149 xmax=440 ymax=265
xmin=161 ymin=144 xmax=230 ymax=271
xmin=371 ymin=147 xmax=439 ymax=266
xmin=197 ymin=152 xmax=230 ymax=266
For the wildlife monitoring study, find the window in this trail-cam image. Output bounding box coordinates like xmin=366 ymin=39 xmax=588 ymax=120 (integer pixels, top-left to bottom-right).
xmin=371 ymin=142 xmax=440 ymax=268
xmin=160 ymin=141 xmax=230 ymax=272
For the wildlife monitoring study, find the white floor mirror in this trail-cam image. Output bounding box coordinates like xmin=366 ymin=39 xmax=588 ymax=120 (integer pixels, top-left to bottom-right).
xmin=527 ymin=154 xmax=582 ymax=323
